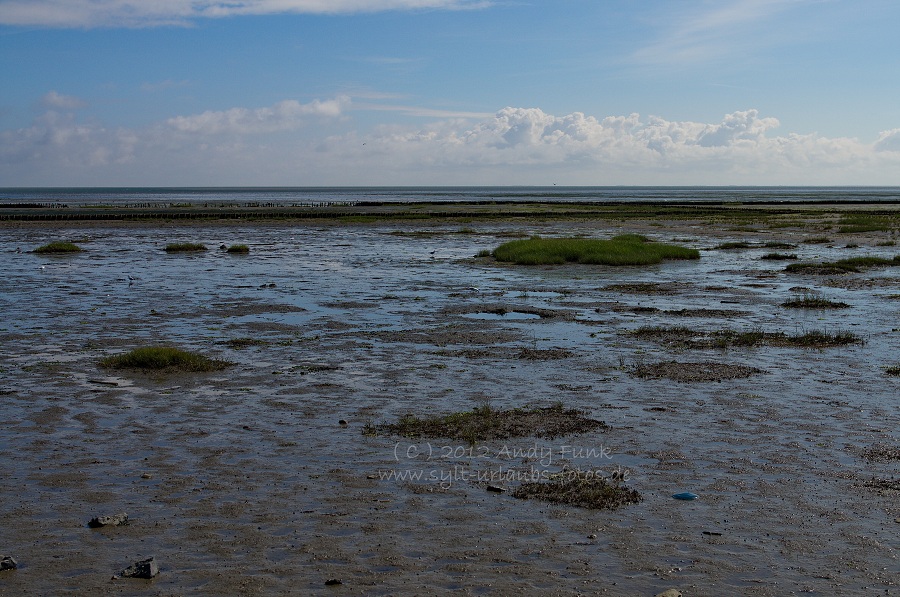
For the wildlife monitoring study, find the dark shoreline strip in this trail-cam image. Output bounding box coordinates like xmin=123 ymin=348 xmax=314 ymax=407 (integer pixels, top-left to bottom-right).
xmin=1 ymin=200 xmax=898 ymax=222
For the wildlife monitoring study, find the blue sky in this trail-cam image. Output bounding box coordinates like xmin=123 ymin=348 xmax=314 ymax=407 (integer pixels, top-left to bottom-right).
xmin=2 ymin=0 xmax=899 ymax=186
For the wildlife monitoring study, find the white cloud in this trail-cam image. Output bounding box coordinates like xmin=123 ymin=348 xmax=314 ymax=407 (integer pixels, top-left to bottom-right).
xmin=40 ymin=91 xmax=87 ymax=110
xmin=2 ymin=99 xmax=900 ymax=186
xmin=0 ymin=0 xmax=491 ymax=28
xmin=874 ymin=129 xmax=900 ymax=153
xmin=165 ymin=97 xmax=348 ymax=135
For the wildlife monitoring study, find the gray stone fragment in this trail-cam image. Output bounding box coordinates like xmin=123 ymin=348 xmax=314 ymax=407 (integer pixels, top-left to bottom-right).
xmin=0 ymin=556 xmax=17 ymax=571
xmin=120 ymin=557 xmax=158 ymax=579
xmin=88 ymin=512 xmax=129 ymax=528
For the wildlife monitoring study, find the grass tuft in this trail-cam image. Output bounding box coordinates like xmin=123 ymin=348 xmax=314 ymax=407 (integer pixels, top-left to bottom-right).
xmin=716 ymin=241 xmax=753 ymax=249
xmin=786 ymin=256 xmax=900 ymax=274
xmin=761 ymin=252 xmax=798 ymax=260
xmin=34 ymin=241 xmax=82 ymax=254
xmin=99 ymin=346 xmax=231 ymax=372
xmin=165 ymin=243 xmax=207 ymax=252
xmin=512 ymin=470 xmax=642 ymax=510
xmin=226 ymin=244 xmax=250 ymax=254
xmin=363 ymin=403 xmax=607 ymax=443
xmin=781 ymin=294 xmax=850 ymax=309
xmin=491 ymin=235 xmax=699 ymax=266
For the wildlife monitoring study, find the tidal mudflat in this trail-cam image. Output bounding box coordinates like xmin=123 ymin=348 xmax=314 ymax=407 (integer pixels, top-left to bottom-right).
xmin=1 ymin=204 xmax=898 ymax=595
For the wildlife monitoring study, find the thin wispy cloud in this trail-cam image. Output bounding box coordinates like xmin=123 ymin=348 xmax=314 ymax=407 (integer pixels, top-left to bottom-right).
xmin=39 ymin=91 xmax=87 ymax=110
xmin=141 ymin=79 xmax=191 ymax=93
xmin=0 ymin=0 xmax=492 ymax=28
xmin=352 ymin=102 xmax=493 ymax=119
xmin=632 ymin=0 xmax=812 ymax=67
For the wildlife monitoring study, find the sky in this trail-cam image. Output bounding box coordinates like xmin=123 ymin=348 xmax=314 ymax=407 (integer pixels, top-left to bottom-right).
xmin=1 ymin=0 xmax=900 ymax=187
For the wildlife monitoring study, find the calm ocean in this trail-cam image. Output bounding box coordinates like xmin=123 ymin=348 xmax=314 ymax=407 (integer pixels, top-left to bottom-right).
xmin=1 ymin=186 xmax=900 ymax=206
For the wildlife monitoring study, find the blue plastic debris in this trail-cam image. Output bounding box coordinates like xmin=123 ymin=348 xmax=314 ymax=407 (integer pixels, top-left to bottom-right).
xmin=672 ymin=492 xmax=699 ymax=500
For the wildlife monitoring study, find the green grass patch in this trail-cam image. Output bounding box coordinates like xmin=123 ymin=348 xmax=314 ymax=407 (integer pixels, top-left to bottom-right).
xmin=226 ymin=244 xmax=250 ymax=254
xmin=802 ymin=236 xmax=832 ymax=244
xmin=763 ymin=241 xmax=797 ymax=249
xmin=785 ymin=262 xmax=857 ymax=274
xmin=781 ymin=294 xmax=850 ymax=309
xmin=716 ymin=241 xmax=753 ymax=250
xmin=836 ymin=216 xmax=893 ymax=233
xmin=491 ymin=234 xmax=699 ymax=266
xmin=99 ymin=346 xmax=231 ymax=372
xmin=34 ymin=241 xmax=82 ymax=254
xmin=363 ymin=403 xmax=607 ymax=443
xmin=876 ymin=241 xmax=896 ymax=247
xmin=165 ymin=243 xmax=207 ymax=252
xmin=512 ymin=470 xmax=642 ymax=510
xmin=786 ymin=256 xmax=900 ymax=274
xmin=885 ymin=366 xmax=900 ymax=376
xmin=836 ymin=256 xmax=900 ymax=268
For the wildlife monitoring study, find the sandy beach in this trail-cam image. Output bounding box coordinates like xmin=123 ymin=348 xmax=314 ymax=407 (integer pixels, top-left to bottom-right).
xmin=1 ymin=203 xmax=898 ymax=595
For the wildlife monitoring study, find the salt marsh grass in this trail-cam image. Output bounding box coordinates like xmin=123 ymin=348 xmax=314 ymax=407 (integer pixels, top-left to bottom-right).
xmin=34 ymin=241 xmax=82 ymax=254
xmin=165 ymin=242 xmax=207 ymax=252
xmin=99 ymin=346 xmax=231 ymax=372
xmin=492 ymin=234 xmax=699 ymax=266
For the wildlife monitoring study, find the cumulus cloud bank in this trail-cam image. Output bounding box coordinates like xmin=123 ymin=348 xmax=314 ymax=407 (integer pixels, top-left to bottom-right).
xmin=0 ymin=0 xmax=489 ymax=28
xmin=2 ymin=97 xmax=899 ymax=185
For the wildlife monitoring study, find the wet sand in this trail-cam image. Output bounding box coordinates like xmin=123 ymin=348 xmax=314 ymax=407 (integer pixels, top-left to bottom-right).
xmin=0 ymin=205 xmax=898 ymax=595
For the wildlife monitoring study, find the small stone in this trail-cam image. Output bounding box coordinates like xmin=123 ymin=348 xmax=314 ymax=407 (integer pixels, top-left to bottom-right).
xmin=89 ymin=513 xmax=129 ymax=528
xmin=656 ymin=590 xmax=682 ymax=597
xmin=338 ymin=419 xmax=348 ymax=426
xmin=587 ymin=534 xmax=597 ymax=539
xmin=672 ymin=492 xmax=699 ymax=500
xmin=0 ymin=556 xmax=17 ymax=571
xmin=120 ymin=557 xmax=158 ymax=579
xmin=141 ymin=473 xmax=152 ymax=479
xmin=486 ymin=485 xmax=507 ymax=493
xmin=324 ymin=578 xmax=342 ymax=586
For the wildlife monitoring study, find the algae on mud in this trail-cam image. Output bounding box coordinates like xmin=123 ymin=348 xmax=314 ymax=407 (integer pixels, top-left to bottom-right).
xmin=491 ymin=234 xmax=699 ymax=266
xmin=632 ymin=326 xmax=863 ymax=349
xmin=363 ymin=403 xmax=608 ymax=442
xmin=512 ymin=470 xmax=642 ymax=510
xmin=632 ymin=360 xmax=763 ymax=382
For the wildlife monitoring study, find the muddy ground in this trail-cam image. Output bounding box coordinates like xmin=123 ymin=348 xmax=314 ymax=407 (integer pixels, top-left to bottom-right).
xmin=0 ymin=208 xmax=898 ymax=595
